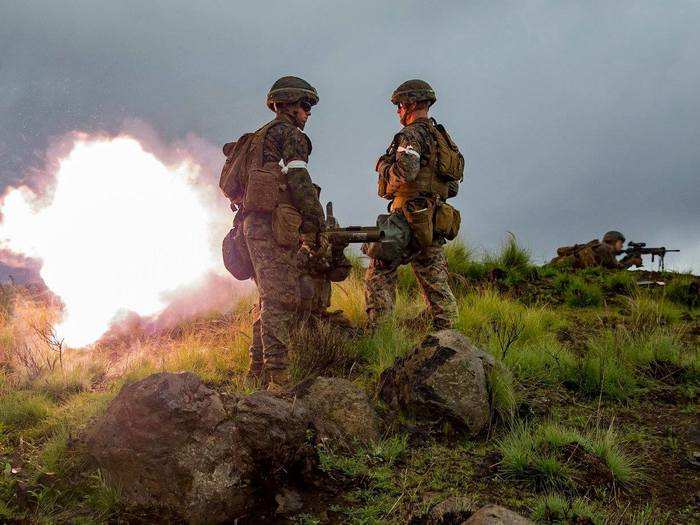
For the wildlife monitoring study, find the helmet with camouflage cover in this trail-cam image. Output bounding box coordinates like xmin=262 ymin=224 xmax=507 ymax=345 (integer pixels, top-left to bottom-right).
xmin=266 ymin=76 xmax=319 ymax=111
xmin=390 ymin=79 xmax=437 ymax=107
xmin=603 ymin=230 xmax=625 ymax=244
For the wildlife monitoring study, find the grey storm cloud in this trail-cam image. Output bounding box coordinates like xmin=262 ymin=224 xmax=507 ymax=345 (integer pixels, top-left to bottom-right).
xmin=1 ymin=0 xmax=699 ymax=272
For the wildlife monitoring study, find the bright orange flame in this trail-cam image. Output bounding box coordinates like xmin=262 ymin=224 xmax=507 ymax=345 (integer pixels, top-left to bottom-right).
xmin=0 ymin=135 xmax=222 ymax=347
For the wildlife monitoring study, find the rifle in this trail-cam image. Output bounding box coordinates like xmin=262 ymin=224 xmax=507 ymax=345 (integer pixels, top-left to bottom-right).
xmin=622 ymin=242 xmax=680 ymax=271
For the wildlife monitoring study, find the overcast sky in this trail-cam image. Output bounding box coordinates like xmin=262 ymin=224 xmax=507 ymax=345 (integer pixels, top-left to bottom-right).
xmin=1 ymin=0 xmax=699 ymax=272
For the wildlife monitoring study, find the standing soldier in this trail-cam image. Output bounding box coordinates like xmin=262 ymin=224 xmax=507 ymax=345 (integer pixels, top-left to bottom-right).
xmin=364 ymin=80 xmax=463 ymax=330
xmin=220 ymin=76 xmax=326 ymax=389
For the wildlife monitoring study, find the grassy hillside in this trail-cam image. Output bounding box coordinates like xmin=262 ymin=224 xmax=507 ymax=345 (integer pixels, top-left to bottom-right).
xmin=0 ymin=240 xmax=698 ymax=524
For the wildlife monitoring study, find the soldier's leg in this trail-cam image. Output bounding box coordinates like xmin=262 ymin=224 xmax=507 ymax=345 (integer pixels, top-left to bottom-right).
xmin=244 ymin=214 xmax=300 ymax=384
xmin=247 ymin=301 xmax=264 ymax=379
xmin=364 ymin=258 xmax=398 ymax=325
xmin=411 ymin=245 xmax=458 ymax=329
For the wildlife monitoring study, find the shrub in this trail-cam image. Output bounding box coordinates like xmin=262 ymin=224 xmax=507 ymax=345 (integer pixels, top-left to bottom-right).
xmin=496 ymin=234 xmax=531 ymax=269
xmin=497 ymin=421 xmax=637 ymax=490
xmin=665 ymin=276 xmax=699 ymax=308
xmin=564 ymin=278 xmax=602 ymax=308
xmin=444 ymin=240 xmax=475 ymax=276
xmin=289 ymin=319 xmax=359 ymax=381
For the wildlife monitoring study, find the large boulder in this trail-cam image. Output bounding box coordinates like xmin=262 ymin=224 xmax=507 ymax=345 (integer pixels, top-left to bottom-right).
xmin=465 ymin=505 xmax=533 ymax=524
xmin=294 ymin=376 xmax=381 ymax=448
xmin=378 ymin=330 xmax=494 ymax=435
xmin=87 ymin=372 xmax=316 ymax=523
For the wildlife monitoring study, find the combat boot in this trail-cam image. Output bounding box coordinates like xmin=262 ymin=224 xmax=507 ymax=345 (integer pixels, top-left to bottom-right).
xmin=245 ymin=361 xmax=265 ymax=383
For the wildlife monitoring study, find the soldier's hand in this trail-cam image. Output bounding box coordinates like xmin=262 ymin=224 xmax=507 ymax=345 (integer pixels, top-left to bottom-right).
xmin=630 ymin=256 xmax=643 ymax=268
xmin=300 ymin=231 xmax=329 ymax=258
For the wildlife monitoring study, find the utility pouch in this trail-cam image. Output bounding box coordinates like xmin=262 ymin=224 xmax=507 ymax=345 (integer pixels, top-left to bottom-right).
xmin=403 ymin=203 xmax=434 ymax=248
xmin=272 ymin=203 xmax=302 ymax=247
xmin=435 ymin=202 xmax=460 ymax=240
xmin=243 ymin=169 xmax=279 ymax=213
xmin=222 ymin=225 xmax=253 ymax=280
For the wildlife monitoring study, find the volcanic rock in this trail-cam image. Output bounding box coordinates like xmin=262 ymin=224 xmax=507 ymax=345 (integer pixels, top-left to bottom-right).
xmin=378 ymin=329 xmax=494 ymax=435
xmin=295 ymin=376 xmax=381 ymax=448
xmin=464 ymin=504 xmax=533 ymax=524
xmin=87 ymin=372 xmax=316 ymax=523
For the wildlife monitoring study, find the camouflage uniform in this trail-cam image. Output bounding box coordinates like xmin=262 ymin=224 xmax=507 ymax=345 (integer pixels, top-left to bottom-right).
xmin=246 ymin=111 xmax=324 ymax=377
xmin=365 ymin=114 xmax=458 ymax=329
xmin=550 ymin=239 xmax=638 ymax=270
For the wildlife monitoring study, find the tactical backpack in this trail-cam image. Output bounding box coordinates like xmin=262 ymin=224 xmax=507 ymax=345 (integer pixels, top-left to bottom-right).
xmin=429 ymin=118 xmax=464 ymax=187
xmin=554 ymin=239 xmax=600 ymax=268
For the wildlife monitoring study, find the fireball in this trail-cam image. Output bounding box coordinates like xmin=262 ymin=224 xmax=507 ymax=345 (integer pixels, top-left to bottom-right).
xmin=0 ymin=135 xmax=223 ymax=347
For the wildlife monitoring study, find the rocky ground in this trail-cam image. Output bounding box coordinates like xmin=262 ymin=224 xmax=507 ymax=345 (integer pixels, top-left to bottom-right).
xmin=0 ymin=241 xmax=698 ymax=523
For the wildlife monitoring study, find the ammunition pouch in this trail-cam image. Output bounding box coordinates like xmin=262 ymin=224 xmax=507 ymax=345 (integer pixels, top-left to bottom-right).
xmin=272 ymin=203 xmax=302 ymax=248
xmin=222 ymin=223 xmax=253 ymax=280
xmin=434 ymin=201 xmax=461 ymax=240
xmin=403 ymin=200 xmax=434 ymax=248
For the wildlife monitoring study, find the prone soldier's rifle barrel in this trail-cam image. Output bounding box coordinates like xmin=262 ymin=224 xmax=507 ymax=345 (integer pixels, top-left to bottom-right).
xmin=623 ymin=242 xmax=680 ymax=271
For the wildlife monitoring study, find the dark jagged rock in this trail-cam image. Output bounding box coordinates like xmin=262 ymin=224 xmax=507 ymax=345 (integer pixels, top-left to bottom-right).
xmin=294 ymin=376 xmax=381 ymax=448
xmin=87 ymin=372 xmax=316 ymax=523
xmin=378 ymin=329 xmax=494 ymax=435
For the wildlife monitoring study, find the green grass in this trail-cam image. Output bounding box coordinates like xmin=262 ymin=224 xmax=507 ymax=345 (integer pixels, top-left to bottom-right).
xmin=625 ymin=295 xmax=682 ymax=331
xmin=531 ymin=493 xmax=604 ymax=524
xmin=497 ymin=421 xmax=637 ymax=490
xmin=564 ymin=278 xmax=603 ymax=307
xmin=665 ymin=275 xmax=699 ymax=308
xmin=0 ymin=391 xmax=54 ymax=430
xmin=602 ymin=271 xmax=637 ymax=295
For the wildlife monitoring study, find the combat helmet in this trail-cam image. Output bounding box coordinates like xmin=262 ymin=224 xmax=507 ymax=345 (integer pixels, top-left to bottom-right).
xmin=267 ymin=76 xmax=319 ymax=111
xmin=390 ymin=79 xmax=436 ymax=106
xmin=603 ymin=230 xmax=626 ymax=244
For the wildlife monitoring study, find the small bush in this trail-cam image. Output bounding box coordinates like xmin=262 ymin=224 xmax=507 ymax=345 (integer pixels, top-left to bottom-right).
xmin=444 ymin=240 xmax=475 ymax=276
xmin=496 ymin=234 xmax=531 ymax=269
xmin=531 ymin=493 xmax=604 ymax=524
xmin=498 ymin=422 xmax=637 ymax=490
xmin=665 ymin=276 xmax=699 ymax=308
xmin=289 ymin=319 xmax=358 ymax=381
xmin=506 ymin=341 xmax=577 ymax=386
xmin=564 ymin=278 xmax=603 ymax=308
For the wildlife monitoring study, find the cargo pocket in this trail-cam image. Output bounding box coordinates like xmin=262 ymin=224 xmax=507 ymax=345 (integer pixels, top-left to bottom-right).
xmin=272 ymin=204 xmax=302 ymax=247
xmin=243 ymin=169 xmax=279 ymax=213
xmin=403 ymin=201 xmax=434 ymax=248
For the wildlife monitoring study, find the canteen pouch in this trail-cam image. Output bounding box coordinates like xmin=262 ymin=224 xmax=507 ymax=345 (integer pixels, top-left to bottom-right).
xmin=243 ymin=168 xmax=279 ymax=213
xmin=403 ymin=202 xmax=433 ymax=248
xmin=222 ymin=226 xmax=253 ymax=280
xmin=435 ymin=202 xmax=461 ymax=240
xmin=272 ymin=203 xmax=302 ymax=247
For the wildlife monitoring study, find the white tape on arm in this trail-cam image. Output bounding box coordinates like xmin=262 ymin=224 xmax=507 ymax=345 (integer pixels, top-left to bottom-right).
xmin=397 ymin=145 xmax=420 ymax=158
xmin=281 ymin=160 xmax=308 ymax=173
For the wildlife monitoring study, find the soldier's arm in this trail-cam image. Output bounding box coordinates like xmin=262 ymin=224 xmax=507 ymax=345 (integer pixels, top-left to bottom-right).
xmin=282 ymin=127 xmax=325 ymax=233
xmin=387 ymin=128 xmax=423 ymax=183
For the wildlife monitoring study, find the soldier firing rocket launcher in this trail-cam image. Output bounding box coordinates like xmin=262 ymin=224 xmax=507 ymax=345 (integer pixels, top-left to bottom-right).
xmin=622 ymin=242 xmax=679 ymax=271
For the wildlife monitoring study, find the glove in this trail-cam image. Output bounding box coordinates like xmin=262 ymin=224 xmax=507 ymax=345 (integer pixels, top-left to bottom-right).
xmin=300 ymin=231 xmax=329 ymax=258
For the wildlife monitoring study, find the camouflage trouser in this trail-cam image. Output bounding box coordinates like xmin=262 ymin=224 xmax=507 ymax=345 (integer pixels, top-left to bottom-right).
xmin=364 ymin=244 xmax=457 ymax=329
xmin=244 ymin=213 xmax=300 ymax=373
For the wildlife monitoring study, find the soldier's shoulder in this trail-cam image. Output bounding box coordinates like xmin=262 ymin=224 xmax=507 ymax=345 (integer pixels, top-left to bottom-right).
xmin=397 ymin=121 xmax=431 ymax=144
